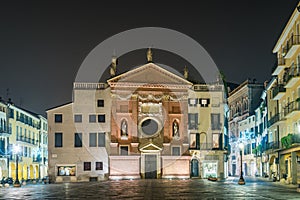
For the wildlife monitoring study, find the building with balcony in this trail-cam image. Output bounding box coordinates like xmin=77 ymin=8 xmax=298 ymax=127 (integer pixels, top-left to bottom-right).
xmin=0 ymin=99 xmax=48 ymax=181
xmin=8 ymin=104 xmax=48 ymax=181
xmin=268 ymin=2 xmax=300 ymax=185
xmin=0 ymin=101 xmax=9 ymax=179
xmin=47 ymin=49 xmax=228 ymax=182
xmin=227 ymin=79 xmax=264 ymax=176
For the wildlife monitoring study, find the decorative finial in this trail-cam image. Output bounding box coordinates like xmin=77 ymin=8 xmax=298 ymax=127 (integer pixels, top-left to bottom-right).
xmin=147 ymin=47 xmax=153 ymax=62
xmin=184 ymin=66 xmax=188 ymax=79
xmin=110 ymin=55 xmax=117 ymax=77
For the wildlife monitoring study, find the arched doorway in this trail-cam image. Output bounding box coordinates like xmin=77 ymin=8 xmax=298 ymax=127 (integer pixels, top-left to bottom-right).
xmin=11 ymin=163 xmax=16 ymax=180
xmin=190 ymin=159 xmax=199 ymax=177
xmin=0 ymin=160 xmax=7 ymax=179
xmin=35 ymin=165 xmax=39 ymax=179
xmin=23 ymin=165 xmax=28 ymax=180
xmin=30 ymin=165 xmax=34 ymax=179
xmin=18 ymin=164 xmax=22 ymax=179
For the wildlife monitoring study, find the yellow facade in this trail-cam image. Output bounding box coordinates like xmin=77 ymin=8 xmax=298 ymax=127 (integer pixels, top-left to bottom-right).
xmin=6 ymin=104 xmax=47 ymax=181
xmin=268 ymin=2 xmax=300 ymax=184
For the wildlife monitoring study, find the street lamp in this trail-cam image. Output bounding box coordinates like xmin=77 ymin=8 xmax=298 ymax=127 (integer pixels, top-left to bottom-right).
xmin=13 ymin=145 xmax=21 ymax=187
xmin=238 ymin=142 xmax=245 ymax=185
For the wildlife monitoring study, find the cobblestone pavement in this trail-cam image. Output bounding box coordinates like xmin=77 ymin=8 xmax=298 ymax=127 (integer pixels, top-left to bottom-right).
xmin=0 ymin=177 xmax=299 ymax=199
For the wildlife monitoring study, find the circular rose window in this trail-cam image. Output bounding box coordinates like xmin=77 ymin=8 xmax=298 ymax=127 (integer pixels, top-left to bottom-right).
xmin=141 ymin=119 xmax=158 ymax=136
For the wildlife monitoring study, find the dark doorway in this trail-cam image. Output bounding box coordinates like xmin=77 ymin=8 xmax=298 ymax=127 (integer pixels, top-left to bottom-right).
xmin=232 ymin=164 xmax=236 ymax=176
xmin=244 ymin=163 xmax=248 ymax=176
xmin=145 ymin=155 xmax=157 ymax=179
xmin=191 ymin=159 xmax=199 ymax=177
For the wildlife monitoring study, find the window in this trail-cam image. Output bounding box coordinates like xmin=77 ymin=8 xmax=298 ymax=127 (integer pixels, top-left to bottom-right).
xmin=98 ymin=114 xmax=105 ymax=123
xmin=98 ymin=133 xmax=105 ymax=147
xmin=83 ymin=162 xmax=91 ymax=171
xmin=74 ymin=133 xmax=82 ymax=147
xmin=212 ymin=133 xmax=219 ymax=149
xmin=212 ymin=97 xmax=220 ymax=107
xmin=54 ymin=114 xmax=62 ymax=123
xmin=189 ymin=133 xmax=199 ymax=149
xmin=55 ymin=133 xmax=63 ymax=147
xmin=188 ymin=98 xmax=198 ymax=107
xmin=188 ymin=113 xmax=198 ymax=129
xmin=97 ymin=99 xmax=104 ymax=107
xmin=120 ymin=146 xmax=128 ymax=155
xmin=24 ymin=146 xmax=28 ymax=157
xmin=89 ymin=114 xmax=96 ymax=123
xmin=96 ymin=162 xmax=103 ymax=170
xmin=172 ymin=106 xmax=180 ymax=113
xmin=58 ymin=166 xmax=76 ymax=176
xmin=172 ymin=147 xmax=180 ymax=156
xmin=199 ymin=98 xmax=210 ymax=107
xmin=120 ymin=105 xmax=128 ymax=113
xmin=89 ymin=133 xmax=97 ymax=147
xmin=89 ymin=132 xmax=105 ymax=147
xmin=74 ymin=114 xmax=82 ymax=123
xmin=211 ymin=114 xmax=221 ymax=130
xmin=244 ymin=144 xmax=251 ymax=155
xmin=16 ymin=126 xmax=19 ymax=139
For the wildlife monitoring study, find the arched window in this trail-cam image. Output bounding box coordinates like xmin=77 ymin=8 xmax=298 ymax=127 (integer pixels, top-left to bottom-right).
xmin=121 ymin=119 xmax=128 ymax=136
xmin=237 ymin=103 xmax=241 ymax=114
xmin=172 ymin=120 xmax=179 ymax=138
xmin=245 ymin=99 xmax=248 ymax=111
xmin=200 ymin=132 xmax=207 ymax=149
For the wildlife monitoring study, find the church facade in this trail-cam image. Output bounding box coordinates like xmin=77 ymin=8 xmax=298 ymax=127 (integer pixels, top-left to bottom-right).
xmin=47 ymin=49 xmax=228 ymax=182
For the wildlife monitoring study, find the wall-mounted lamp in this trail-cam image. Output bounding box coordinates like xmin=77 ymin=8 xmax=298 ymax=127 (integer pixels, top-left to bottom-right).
xmin=297 ymin=155 xmax=300 ymax=162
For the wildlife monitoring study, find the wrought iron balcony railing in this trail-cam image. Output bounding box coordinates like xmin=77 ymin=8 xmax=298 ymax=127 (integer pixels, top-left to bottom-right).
xmin=282 ymin=35 xmax=300 ymax=57
xmin=271 ymin=84 xmax=286 ymax=99
xmin=283 ymin=100 xmax=300 ymax=117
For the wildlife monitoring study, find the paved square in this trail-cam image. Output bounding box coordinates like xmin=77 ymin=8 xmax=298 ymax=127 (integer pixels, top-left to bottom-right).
xmin=0 ymin=177 xmax=299 ymax=199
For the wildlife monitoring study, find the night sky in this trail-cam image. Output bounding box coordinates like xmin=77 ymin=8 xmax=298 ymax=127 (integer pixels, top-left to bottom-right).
xmin=0 ymin=0 xmax=299 ymax=116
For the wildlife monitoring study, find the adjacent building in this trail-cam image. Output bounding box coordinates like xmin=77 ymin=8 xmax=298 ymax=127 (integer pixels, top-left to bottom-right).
xmin=47 ymin=49 xmax=228 ymax=182
xmin=228 ymin=80 xmax=264 ymax=176
xmin=188 ymin=83 xmax=228 ymax=179
xmin=267 ymin=2 xmax=300 ymax=184
xmin=0 ymin=99 xmax=48 ymax=181
xmin=254 ymin=90 xmax=268 ymax=177
xmin=0 ymin=101 xmax=9 ymax=179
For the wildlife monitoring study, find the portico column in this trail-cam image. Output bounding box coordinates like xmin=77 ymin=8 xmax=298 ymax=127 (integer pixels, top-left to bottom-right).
xmin=291 ymin=152 xmax=297 ymax=184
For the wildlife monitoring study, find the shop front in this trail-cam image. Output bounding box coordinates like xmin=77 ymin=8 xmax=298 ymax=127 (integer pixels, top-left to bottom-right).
xmin=203 ymin=161 xmax=218 ymax=178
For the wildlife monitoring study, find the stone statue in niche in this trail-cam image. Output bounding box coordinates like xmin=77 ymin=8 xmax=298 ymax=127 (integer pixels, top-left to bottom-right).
xmin=121 ymin=120 xmax=128 ymax=137
xmin=173 ymin=120 xmax=179 ymax=139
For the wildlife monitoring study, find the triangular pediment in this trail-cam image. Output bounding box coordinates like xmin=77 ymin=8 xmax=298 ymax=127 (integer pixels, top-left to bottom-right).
xmin=107 ymin=63 xmax=192 ymax=87
xmin=139 ymin=142 xmax=162 ymax=152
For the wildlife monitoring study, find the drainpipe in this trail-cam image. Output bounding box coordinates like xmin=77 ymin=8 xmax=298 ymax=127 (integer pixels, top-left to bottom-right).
xmin=276 ymin=97 xmax=280 ymax=180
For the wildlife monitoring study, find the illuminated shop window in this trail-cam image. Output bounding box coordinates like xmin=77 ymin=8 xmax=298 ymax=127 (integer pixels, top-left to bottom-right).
xmin=57 ymin=166 xmax=76 ymax=176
